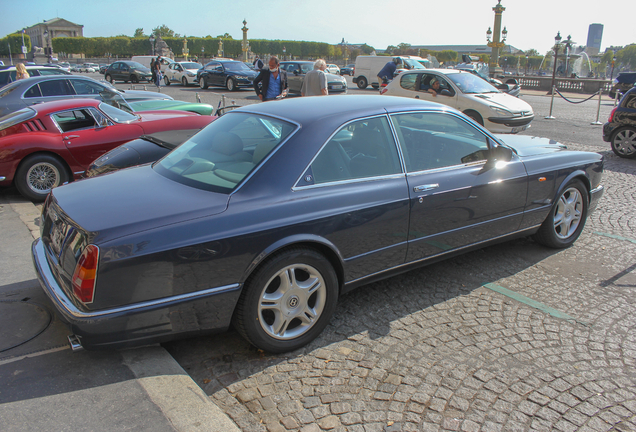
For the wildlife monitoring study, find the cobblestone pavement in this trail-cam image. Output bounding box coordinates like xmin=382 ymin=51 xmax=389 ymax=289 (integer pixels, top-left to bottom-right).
xmin=166 ymin=143 xmax=636 ymax=432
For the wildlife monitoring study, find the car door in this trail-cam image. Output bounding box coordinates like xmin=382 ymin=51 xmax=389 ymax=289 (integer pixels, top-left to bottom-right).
xmin=22 ymin=79 xmax=76 ymax=107
xmin=295 ymin=115 xmax=410 ymax=282
xmin=389 ymin=111 xmax=528 ymax=261
xmin=51 ymin=107 xmax=144 ymax=169
xmin=411 ymin=73 xmax=459 ymax=107
xmin=110 ymin=63 xmax=122 ymax=80
xmin=285 ymin=63 xmax=303 ymax=92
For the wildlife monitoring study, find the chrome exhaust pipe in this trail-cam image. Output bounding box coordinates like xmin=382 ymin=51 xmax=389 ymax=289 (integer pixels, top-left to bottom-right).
xmin=68 ymin=334 xmax=84 ymax=351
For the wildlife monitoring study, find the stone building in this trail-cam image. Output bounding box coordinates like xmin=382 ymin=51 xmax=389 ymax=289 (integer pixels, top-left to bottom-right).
xmin=24 ymin=18 xmax=84 ymax=51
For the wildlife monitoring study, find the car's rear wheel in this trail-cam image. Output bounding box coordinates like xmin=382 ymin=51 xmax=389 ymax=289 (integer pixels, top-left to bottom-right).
xmin=356 ymin=77 xmax=367 ymax=89
xmin=15 ymin=154 xmax=69 ymax=202
xmin=131 ymin=75 xmax=139 ymax=84
xmin=226 ymin=78 xmax=236 ymax=91
xmin=199 ymin=76 xmax=208 ymax=89
xmin=464 ymin=110 xmax=484 ymax=126
xmin=533 ymin=179 xmax=588 ymax=248
xmin=182 ymin=77 xmax=188 ymax=87
xmin=610 ymin=127 xmax=636 ymax=159
xmin=105 ymin=74 xmax=113 ymax=83
xmin=232 ymin=247 xmax=339 ymax=353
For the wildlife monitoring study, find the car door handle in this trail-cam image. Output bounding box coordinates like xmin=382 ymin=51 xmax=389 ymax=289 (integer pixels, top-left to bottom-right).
xmin=64 ymin=135 xmax=80 ymax=140
xmin=413 ymin=184 xmax=439 ymax=192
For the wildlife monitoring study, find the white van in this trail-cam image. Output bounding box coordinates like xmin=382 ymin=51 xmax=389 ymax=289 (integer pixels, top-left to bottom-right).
xmin=131 ymin=55 xmax=174 ymax=72
xmin=353 ymin=55 xmax=426 ymax=89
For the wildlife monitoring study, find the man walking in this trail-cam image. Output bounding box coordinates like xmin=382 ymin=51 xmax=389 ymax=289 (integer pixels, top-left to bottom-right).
xmin=254 ymin=56 xmax=288 ymax=101
xmin=301 ymin=59 xmax=328 ymax=97
xmin=377 ymin=58 xmax=399 ymax=88
xmin=253 ymin=55 xmax=264 ymax=71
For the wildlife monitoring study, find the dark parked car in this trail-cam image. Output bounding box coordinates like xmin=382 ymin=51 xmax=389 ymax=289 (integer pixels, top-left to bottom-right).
xmin=280 ymin=61 xmax=348 ymax=94
xmin=0 ymin=75 xmax=172 ymax=118
xmin=104 ymin=61 xmax=153 ymax=84
xmin=32 ymin=95 xmax=603 ymax=353
xmin=0 ymin=64 xmax=71 ymax=87
xmin=603 ymin=86 xmax=636 ymax=158
xmin=609 ymin=72 xmax=636 ymax=100
xmin=197 ymin=59 xmax=258 ymax=91
xmin=340 ymin=64 xmax=355 ymax=76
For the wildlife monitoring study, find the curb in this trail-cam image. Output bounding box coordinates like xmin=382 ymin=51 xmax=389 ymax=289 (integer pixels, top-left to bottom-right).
xmin=12 ymin=200 xmax=240 ymax=432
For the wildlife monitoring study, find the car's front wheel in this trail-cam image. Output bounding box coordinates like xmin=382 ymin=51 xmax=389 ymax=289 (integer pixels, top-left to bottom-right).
xmin=182 ymin=77 xmax=188 ymax=87
xmin=199 ymin=76 xmax=208 ymax=89
xmin=233 ymin=247 xmax=339 ymax=353
xmin=610 ymin=127 xmax=636 ymax=159
xmin=105 ymin=74 xmax=113 ymax=83
xmin=533 ymin=179 xmax=588 ymax=248
xmin=15 ymin=154 xmax=69 ymax=202
xmin=130 ymin=75 xmax=139 ymax=84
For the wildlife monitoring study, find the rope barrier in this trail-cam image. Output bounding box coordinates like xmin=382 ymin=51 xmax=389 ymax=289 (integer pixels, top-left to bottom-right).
xmin=553 ymin=88 xmax=600 ymax=104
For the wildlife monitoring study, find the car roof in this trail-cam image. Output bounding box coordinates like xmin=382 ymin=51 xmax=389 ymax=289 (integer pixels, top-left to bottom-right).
xmin=399 ymin=68 xmax=464 ymax=76
xmin=0 ymin=64 xmax=67 ymax=71
xmin=281 ymin=61 xmax=313 ymax=64
xmin=234 ymin=95 xmax=455 ymax=125
xmin=27 ymin=98 xmax=102 ymax=115
xmin=7 ymin=75 xmax=107 ymax=85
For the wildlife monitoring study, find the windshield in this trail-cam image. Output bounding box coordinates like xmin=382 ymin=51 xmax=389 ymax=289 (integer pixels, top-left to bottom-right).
xmin=98 ymin=102 xmax=139 ymax=122
xmin=447 ymin=73 xmax=500 ymax=94
xmin=403 ymin=59 xmax=426 ymax=70
xmin=99 ymin=90 xmax=135 ymax=114
xmin=182 ymin=62 xmax=202 ymax=69
xmin=223 ymin=62 xmax=252 ymax=72
xmin=155 ymin=112 xmax=296 ymax=193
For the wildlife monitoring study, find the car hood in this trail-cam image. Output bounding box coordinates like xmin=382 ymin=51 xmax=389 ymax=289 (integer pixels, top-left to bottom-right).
xmin=51 ymin=165 xmax=229 ymax=244
xmin=325 ymin=72 xmax=346 ymax=82
xmin=129 ymin=100 xmax=213 ymax=113
xmin=136 ymin=110 xmax=199 ymax=121
xmin=495 ymin=134 xmax=567 ymax=157
xmin=118 ymin=90 xmax=173 ymax=101
xmin=468 ymin=92 xmax=532 ymax=114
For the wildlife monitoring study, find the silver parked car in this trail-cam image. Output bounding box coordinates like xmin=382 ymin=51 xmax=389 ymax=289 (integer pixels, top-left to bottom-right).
xmin=0 ymin=75 xmax=173 ymax=117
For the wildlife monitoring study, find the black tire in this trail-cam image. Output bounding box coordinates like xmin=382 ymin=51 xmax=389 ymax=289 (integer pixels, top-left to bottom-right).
xmin=356 ymin=76 xmax=368 ymax=89
xmin=232 ymin=247 xmax=339 ymax=353
xmin=164 ymin=76 xmax=171 ymax=86
xmin=610 ymin=127 xmax=636 ymax=159
xmin=464 ymin=110 xmax=484 ymax=126
xmin=226 ymin=77 xmax=236 ymax=91
xmin=15 ymin=154 xmax=70 ymax=202
xmin=533 ymin=179 xmax=588 ymax=249
xmin=105 ymin=74 xmax=113 ymax=83
xmin=182 ymin=77 xmax=188 ymax=87
xmin=199 ymin=76 xmax=208 ymax=89
xmin=130 ymin=75 xmax=139 ymax=84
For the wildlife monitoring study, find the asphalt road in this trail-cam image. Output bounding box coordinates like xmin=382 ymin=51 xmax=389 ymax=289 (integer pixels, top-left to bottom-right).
xmin=3 ymin=72 xmax=634 ymax=432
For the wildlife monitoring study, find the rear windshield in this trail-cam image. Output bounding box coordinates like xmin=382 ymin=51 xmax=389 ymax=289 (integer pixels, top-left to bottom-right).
xmin=0 ymin=107 xmax=37 ymax=131
xmin=181 ymin=62 xmax=202 ymax=69
xmin=155 ymin=112 xmax=296 ymax=193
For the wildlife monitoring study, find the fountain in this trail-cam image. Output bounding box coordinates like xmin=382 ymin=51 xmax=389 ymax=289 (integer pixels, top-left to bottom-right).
xmin=571 ymin=51 xmax=593 ymax=77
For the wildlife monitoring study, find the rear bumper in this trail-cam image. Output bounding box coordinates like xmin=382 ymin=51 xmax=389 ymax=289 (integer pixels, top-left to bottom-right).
xmin=32 ymin=238 xmax=241 ymax=349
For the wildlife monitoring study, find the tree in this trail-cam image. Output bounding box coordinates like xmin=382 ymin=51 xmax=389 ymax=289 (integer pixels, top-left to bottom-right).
xmin=524 ymin=49 xmax=539 ymax=56
xmin=360 ymin=44 xmax=374 ymax=55
xmin=152 ymin=24 xmax=176 ymax=38
xmin=385 ymin=45 xmax=396 ymax=55
xmin=216 ymin=33 xmax=233 ymax=40
xmin=133 ymin=28 xmax=145 ymax=38
xmin=616 ymin=44 xmax=636 ymax=69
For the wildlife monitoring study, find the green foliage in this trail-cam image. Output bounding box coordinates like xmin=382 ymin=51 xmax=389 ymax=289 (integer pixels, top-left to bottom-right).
xmin=616 ymin=44 xmax=636 ymax=69
xmin=436 ymin=50 xmax=458 ymax=62
xmin=0 ymin=33 xmax=31 ymax=55
xmin=524 ymin=49 xmax=539 ymax=56
xmin=133 ymin=28 xmax=145 ymax=38
xmin=360 ymin=44 xmax=374 ymax=55
xmin=152 ymin=24 xmax=177 ymax=38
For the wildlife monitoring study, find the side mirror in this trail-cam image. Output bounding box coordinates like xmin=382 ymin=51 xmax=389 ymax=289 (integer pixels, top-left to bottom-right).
xmin=440 ymin=89 xmax=453 ymax=97
xmin=491 ymin=145 xmax=513 ymax=162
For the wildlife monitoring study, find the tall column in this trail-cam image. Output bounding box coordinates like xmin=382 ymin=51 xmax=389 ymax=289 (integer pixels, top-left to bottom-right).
xmin=487 ymin=0 xmax=506 ymax=77
xmin=241 ymin=20 xmax=249 ymax=62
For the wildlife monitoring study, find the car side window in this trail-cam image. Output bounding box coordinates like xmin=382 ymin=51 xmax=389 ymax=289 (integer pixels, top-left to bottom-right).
xmin=24 ymin=84 xmax=42 ymax=98
xmin=111 ymin=63 xmax=120 ymax=70
xmin=390 ymin=112 xmax=490 ymax=172
xmin=623 ymin=94 xmax=636 ymax=109
xmin=400 ymin=73 xmax=418 ymax=91
xmin=301 ymin=64 xmax=312 ymax=74
xmin=51 ymin=109 xmax=98 ymax=132
xmin=38 ymin=69 xmax=66 ymax=76
xmin=71 ymin=80 xmax=105 ymax=95
xmin=419 ymin=74 xmax=454 ymax=95
xmin=305 ymin=116 xmax=402 ymax=185
xmin=38 ymin=79 xmax=74 ymax=97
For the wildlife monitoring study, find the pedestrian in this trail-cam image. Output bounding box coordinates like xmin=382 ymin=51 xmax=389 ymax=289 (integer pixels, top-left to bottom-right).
xmin=377 ymin=58 xmax=399 ymax=88
xmin=253 ymin=56 xmax=288 ymax=102
xmin=15 ymin=63 xmax=29 ymax=80
xmin=150 ymin=57 xmax=156 ymax=84
xmin=301 ymin=59 xmax=328 ymax=97
xmin=154 ymin=56 xmax=163 ymax=88
xmin=253 ymin=55 xmax=264 ymax=71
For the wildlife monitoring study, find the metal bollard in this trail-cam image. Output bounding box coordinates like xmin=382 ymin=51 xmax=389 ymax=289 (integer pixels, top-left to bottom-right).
xmin=196 ymin=93 xmax=201 ymax=103
xmin=591 ymin=89 xmax=603 ymax=125
xmin=545 ymin=85 xmax=556 ymax=120
xmin=222 ymin=94 xmax=226 ymax=108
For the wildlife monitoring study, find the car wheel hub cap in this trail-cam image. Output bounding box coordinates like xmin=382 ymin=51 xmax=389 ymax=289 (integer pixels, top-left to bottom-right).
xmin=553 ymin=187 xmax=582 ymax=239
xmin=27 ymin=163 xmax=60 ymax=193
xmin=258 ymin=264 xmax=326 ymax=340
xmin=615 ymin=130 xmax=636 ymax=155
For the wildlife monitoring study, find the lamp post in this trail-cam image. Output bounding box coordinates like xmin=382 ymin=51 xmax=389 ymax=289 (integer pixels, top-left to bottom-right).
xmin=610 ymin=56 xmax=616 ymax=80
xmin=525 ymin=54 xmax=529 ymax=75
xmin=21 ymin=29 xmax=26 ymax=59
xmin=241 ymin=19 xmax=249 ymax=62
xmin=549 ymin=32 xmax=562 ymax=93
xmin=43 ymin=29 xmax=51 ymax=62
xmin=486 ymin=0 xmax=507 ymax=78
xmin=201 ymin=46 xmax=204 ymax=64
xmin=149 ymin=35 xmax=155 ymax=55
xmin=218 ymin=39 xmax=223 ymax=58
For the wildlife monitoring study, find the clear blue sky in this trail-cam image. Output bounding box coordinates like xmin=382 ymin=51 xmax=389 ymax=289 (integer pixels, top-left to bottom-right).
xmin=2 ymin=0 xmax=632 ymax=55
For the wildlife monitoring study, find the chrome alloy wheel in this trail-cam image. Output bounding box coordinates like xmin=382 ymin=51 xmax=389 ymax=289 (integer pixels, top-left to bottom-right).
xmin=553 ymin=187 xmax=583 ymax=239
xmin=258 ymin=264 xmax=327 ymax=340
xmin=613 ymin=128 xmax=636 ymax=157
xmin=26 ymin=162 xmax=61 ymax=194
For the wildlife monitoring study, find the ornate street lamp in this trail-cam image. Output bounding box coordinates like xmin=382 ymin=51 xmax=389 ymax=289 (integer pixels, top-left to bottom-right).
xmin=610 ymin=56 xmax=617 ymax=80
xmin=525 ymin=54 xmax=529 ymax=75
xmin=149 ymin=35 xmax=155 ymax=55
xmin=201 ymin=46 xmax=204 ymax=64
xmin=218 ymin=38 xmax=223 ymax=58
xmin=43 ymin=29 xmax=51 ymax=62
xmin=241 ymin=19 xmax=249 ymax=62
xmin=549 ymin=32 xmax=562 ymax=92
xmin=486 ymin=0 xmax=507 ymax=77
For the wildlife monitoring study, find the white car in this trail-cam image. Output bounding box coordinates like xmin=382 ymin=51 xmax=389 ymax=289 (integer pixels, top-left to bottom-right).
xmin=325 ymin=64 xmax=340 ymax=75
xmin=381 ymin=69 xmax=534 ymax=134
xmin=80 ymin=63 xmax=99 ymax=73
xmin=163 ymin=61 xmax=202 ymax=86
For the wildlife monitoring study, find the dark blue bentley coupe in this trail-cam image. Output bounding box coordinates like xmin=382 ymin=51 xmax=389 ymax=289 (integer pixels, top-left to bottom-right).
xmin=32 ymin=95 xmax=604 ymax=352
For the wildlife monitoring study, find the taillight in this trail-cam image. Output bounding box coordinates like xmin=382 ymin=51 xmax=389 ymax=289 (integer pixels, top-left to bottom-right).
xmin=72 ymin=245 xmax=99 ymax=304
xmin=608 ymin=107 xmax=617 ymax=122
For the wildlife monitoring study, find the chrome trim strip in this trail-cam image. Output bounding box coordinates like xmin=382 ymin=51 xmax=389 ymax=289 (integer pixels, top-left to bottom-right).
xmin=345 ymin=224 xmax=541 ymax=286
xmin=291 ymin=173 xmax=406 ymax=192
xmin=33 ymin=239 xmax=240 ymax=319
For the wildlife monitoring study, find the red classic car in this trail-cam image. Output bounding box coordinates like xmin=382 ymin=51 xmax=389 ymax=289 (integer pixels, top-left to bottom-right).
xmin=0 ymin=99 xmax=215 ymax=201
